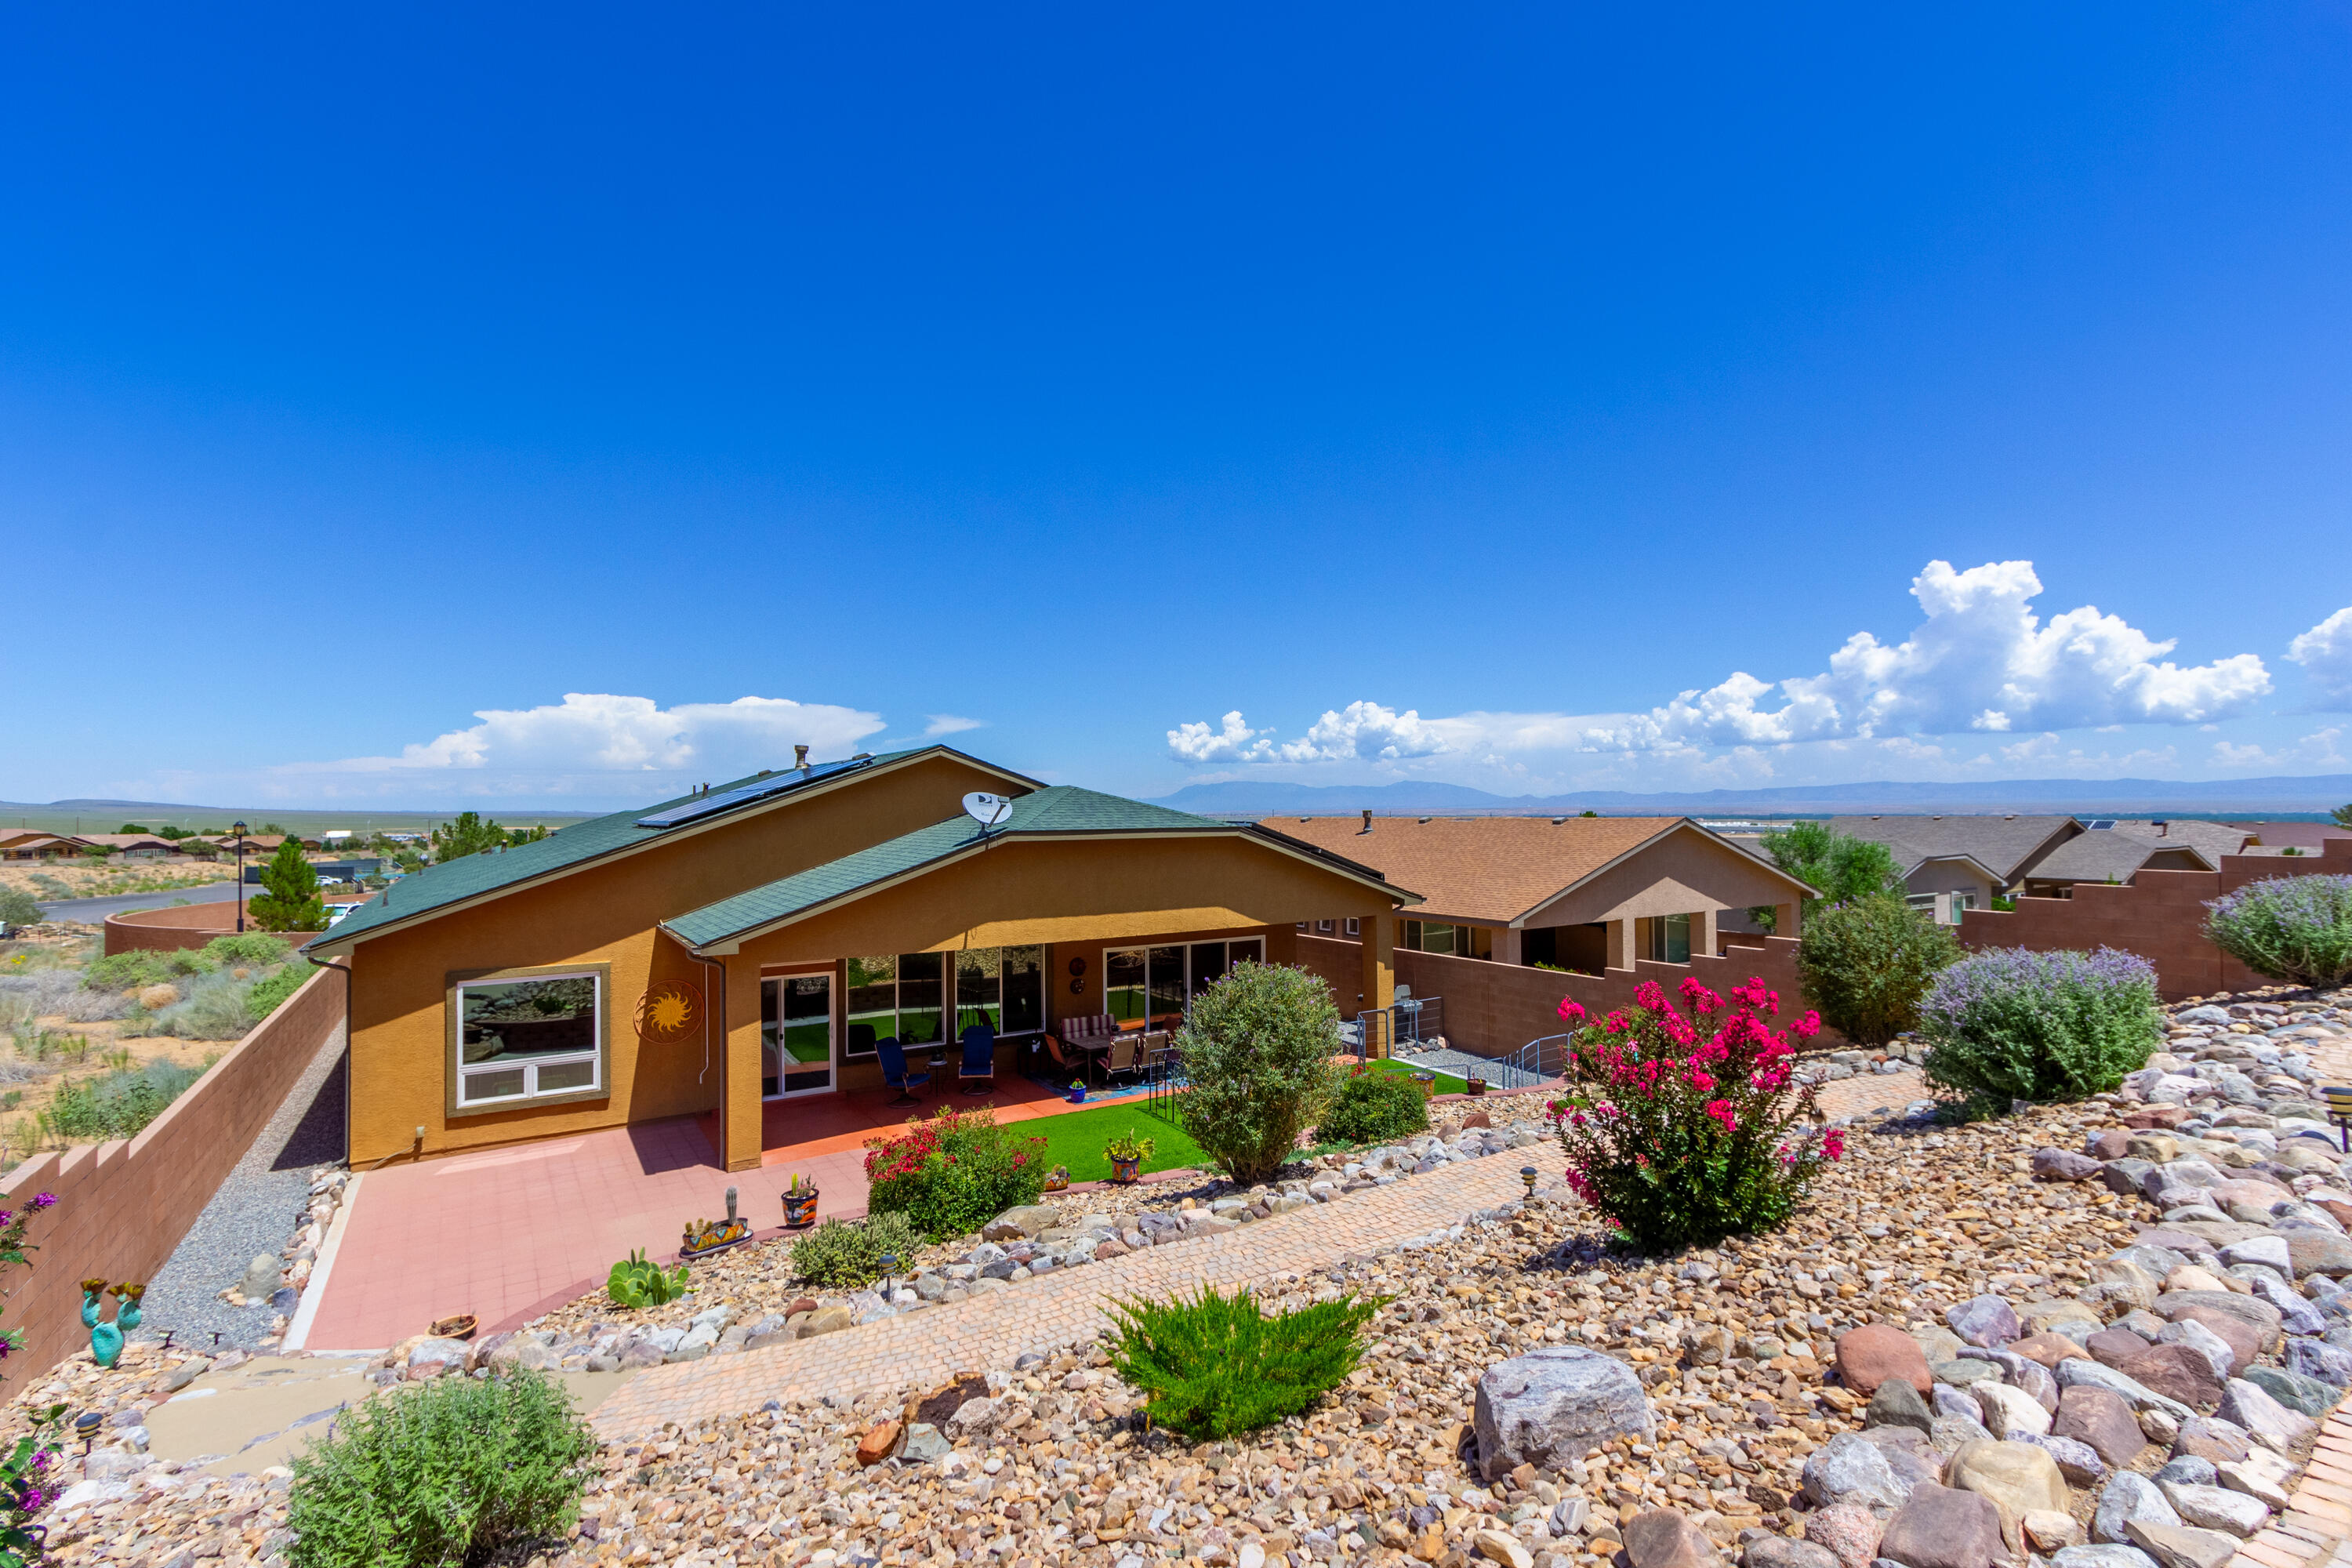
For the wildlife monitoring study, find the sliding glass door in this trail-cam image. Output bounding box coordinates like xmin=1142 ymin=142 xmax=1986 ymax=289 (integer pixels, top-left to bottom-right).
xmin=846 ymin=946 xmax=1047 ymax=1060
xmin=760 ymin=973 xmax=834 ymax=1098
xmin=1104 ymin=937 xmax=1269 ymax=1029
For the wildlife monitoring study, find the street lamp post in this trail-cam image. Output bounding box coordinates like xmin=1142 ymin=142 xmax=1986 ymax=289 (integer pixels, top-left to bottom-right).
xmin=232 ymin=821 xmax=248 ymax=933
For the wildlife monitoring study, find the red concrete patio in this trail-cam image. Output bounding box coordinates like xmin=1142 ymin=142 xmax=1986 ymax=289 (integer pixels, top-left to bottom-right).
xmin=291 ymin=1069 xmax=1164 ymax=1352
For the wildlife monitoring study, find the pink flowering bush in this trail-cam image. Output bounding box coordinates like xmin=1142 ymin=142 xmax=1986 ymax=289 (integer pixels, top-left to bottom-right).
xmin=1548 ymin=976 xmax=1840 ymax=1251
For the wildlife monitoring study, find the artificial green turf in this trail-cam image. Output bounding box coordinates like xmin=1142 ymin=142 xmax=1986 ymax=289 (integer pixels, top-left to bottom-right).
xmin=1018 ymin=1100 xmax=1209 ymax=1185
xmin=1348 ymin=1058 xmax=1470 ymax=1095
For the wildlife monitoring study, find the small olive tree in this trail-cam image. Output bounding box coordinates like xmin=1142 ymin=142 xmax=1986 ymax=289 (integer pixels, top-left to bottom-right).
xmin=1795 ymin=893 xmax=1962 ymax=1044
xmin=1174 ymin=964 xmax=1341 ymax=1185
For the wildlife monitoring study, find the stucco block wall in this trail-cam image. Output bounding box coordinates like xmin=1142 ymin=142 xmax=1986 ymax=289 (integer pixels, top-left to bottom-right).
xmin=0 ymin=967 xmax=343 ymax=1379
xmin=1298 ymin=932 xmax=1835 ymax=1058
xmin=1957 ymin=838 xmax=2352 ymax=1000
xmin=103 ymin=904 xmax=326 ymax=956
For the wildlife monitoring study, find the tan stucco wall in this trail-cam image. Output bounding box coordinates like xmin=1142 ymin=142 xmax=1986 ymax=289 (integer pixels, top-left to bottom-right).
xmin=342 ymin=753 xmax=1017 ymax=1166
xmin=1902 ymin=859 xmax=1995 ymax=905
xmin=1523 ymin=827 xmax=1806 ymax=927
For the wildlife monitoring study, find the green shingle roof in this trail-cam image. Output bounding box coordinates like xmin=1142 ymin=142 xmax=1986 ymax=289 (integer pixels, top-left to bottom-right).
xmin=663 ymin=786 xmax=1412 ymax=951
xmin=302 ymin=750 xmax=936 ymax=954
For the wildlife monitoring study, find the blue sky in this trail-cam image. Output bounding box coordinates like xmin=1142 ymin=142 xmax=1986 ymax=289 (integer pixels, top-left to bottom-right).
xmin=5 ymin=5 xmax=2352 ymax=809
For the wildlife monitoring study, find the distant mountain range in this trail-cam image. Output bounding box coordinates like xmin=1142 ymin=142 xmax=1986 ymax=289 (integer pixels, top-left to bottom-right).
xmin=1152 ymin=774 xmax=2352 ymax=818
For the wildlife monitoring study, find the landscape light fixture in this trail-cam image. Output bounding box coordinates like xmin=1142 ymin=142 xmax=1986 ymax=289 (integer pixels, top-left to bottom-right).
xmin=74 ymin=1410 xmax=102 ymax=1454
xmin=2326 ymin=1087 xmax=2352 ymax=1152
xmin=1521 ymin=1166 xmax=1539 ymax=1200
xmin=232 ymin=821 xmax=249 ymax=932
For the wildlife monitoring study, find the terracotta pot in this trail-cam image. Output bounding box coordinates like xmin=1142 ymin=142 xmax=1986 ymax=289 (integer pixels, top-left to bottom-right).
xmin=1109 ymin=1155 xmax=1142 ymax=1185
xmin=1467 ymin=1076 xmax=1489 ymax=1095
xmin=782 ymin=1190 xmax=820 ymax=1229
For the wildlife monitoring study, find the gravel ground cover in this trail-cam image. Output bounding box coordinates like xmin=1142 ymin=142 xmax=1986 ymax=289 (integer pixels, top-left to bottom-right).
xmin=135 ymin=1023 xmax=347 ymax=1352
xmin=22 ymin=985 xmax=2352 ymax=1568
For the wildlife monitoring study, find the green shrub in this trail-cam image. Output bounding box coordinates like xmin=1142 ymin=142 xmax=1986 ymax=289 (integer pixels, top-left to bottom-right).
xmin=1313 ymin=1070 xmax=1428 ymax=1145
xmin=604 ymin=1249 xmax=690 ymax=1308
xmin=1918 ymin=946 xmax=2163 ymax=1113
xmin=82 ymin=951 xmax=176 ymax=992
xmin=789 ymin=1212 xmax=926 ymax=1288
xmin=1795 ymin=894 xmax=1963 ymax=1044
xmin=201 ymin=933 xmax=293 ymax=967
xmin=249 ymin=964 xmax=313 ymax=1018
xmin=2204 ymin=875 xmax=2352 ymax=988
xmin=250 ymin=840 xmax=327 ymax=932
xmin=1174 ymin=963 xmax=1340 ymax=1185
xmin=860 ymin=1105 xmax=1044 ymax=1241
xmin=151 ymin=971 xmax=259 ymax=1040
xmin=37 ymin=1062 xmax=204 ymax=1142
xmin=286 ymin=1368 xmax=595 ymax=1568
xmin=0 ymin=889 xmax=39 ymax=929
xmin=1550 ymin=977 xmax=1838 ymax=1251
xmin=1106 ymin=1283 xmax=1380 ymax=1440
xmin=1748 ymin=821 xmax=1906 ymax=931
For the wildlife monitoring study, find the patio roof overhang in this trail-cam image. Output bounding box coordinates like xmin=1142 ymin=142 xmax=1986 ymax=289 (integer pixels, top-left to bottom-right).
xmin=659 ymin=786 xmax=1421 ymax=957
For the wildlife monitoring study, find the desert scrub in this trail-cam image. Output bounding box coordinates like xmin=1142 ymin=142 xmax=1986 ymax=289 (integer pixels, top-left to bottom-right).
xmin=1106 ymin=1283 xmax=1381 ymax=1439
xmin=2204 ymin=874 xmax=2352 ymax=988
xmin=1313 ymin=1069 xmax=1428 ymax=1145
xmin=1795 ymin=893 xmax=1962 ymax=1044
xmin=1173 ymin=962 xmax=1341 ymax=1185
xmin=789 ymin=1211 xmax=925 ymax=1288
xmin=1918 ymin=946 xmax=2163 ymax=1113
xmin=286 ymin=1369 xmax=596 ymax=1568
xmin=150 ymin=971 xmax=262 ymax=1040
xmin=37 ymin=1062 xmax=204 ymax=1143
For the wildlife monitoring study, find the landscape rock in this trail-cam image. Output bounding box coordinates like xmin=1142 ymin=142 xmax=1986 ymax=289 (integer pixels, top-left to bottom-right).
xmin=1802 ymin=1504 xmax=1883 ymax=1568
xmin=2155 ymin=1482 xmax=2270 ymax=1537
xmin=1802 ymin=1432 xmax=1915 ymax=1511
xmin=1472 ymin=1346 xmax=1654 ymax=1481
xmin=1876 ymin=1483 xmax=2007 ymax=1568
xmin=2053 ymin=1385 xmax=2147 ymax=1468
xmin=1947 ymin=1295 xmax=2023 ymax=1349
xmin=2093 ymin=1473 xmax=2183 ymax=1545
xmin=2217 ymin=1377 xmax=2318 ymax=1446
xmin=1945 ymin=1439 xmax=2068 ymax=1552
xmin=1745 ymin=1539 xmax=1840 ymax=1568
xmin=1866 ymin=1377 xmax=1935 ymax=1436
xmin=2122 ymin=1521 xmax=2240 ymax=1568
xmin=1624 ymin=1508 xmax=1723 ymax=1568
xmin=1838 ymin=1324 xmax=1932 ymax=1397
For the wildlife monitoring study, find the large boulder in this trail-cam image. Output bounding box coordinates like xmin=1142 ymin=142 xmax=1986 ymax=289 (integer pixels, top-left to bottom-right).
xmin=2156 ymin=1290 xmax=2283 ymax=1348
xmin=2058 ymin=1357 xmax=2194 ymax=1420
xmin=2155 ymin=1318 xmax=2241 ymax=1379
xmin=1744 ymin=1538 xmax=1840 ymax=1568
xmin=2053 ymin=1548 xmax=2160 ymax=1568
xmin=1836 ymin=1323 xmax=1931 ymax=1397
xmin=1866 ymin=1376 xmax=1936 ymax=1436
xmin=1472 ymin=1347 xmax=1654 ymax=1482
xmin=2118 ymin=1343 xmax=2228 ymax=1409
xmin=1801 ymin=1432 xmax=1915 ymax=1511
xmin=982 ymin=1205 xmax=1062 ymax=1241
xmin=1875 ymin=1482 xmax=2008 ymax=1568
xmin=1946 ymin=1439 xmax=2070 ymax=1554
xmin=2123 ymin=1520 xmax=2241 ymax=1568
xmin=2240 ymin=1364 xmax=2336 ymax=1418
xmin=2054 ymin=1385 xmax=2147 ymax=1468
xmin=2284 ymin=1336 xmax=2352 ymax=1388
xmin=2009 ymin=1330 xmax=2089 ymax=1369
xmin=1974 ymin=1381 xmax=2053 ymax=1439
xmin=1802 ymin=1503 xmax=1883 ymax=1568
xmin=2169 ymin=1417 xmax=2252 ymax=1465
xmin=2218 ymin=1377 xmax=2318 ymax=1447
xmin=2285 ymin=1229 xmax=2352 ymax=1279
xmin=1947 ymin=1295 xmax=2024 ymax=1348
xmin=2165 ymin=1308 xmax=2260 ymax=1375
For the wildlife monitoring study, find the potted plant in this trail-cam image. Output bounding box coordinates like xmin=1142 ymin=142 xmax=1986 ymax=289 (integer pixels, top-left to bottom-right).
xmin=1410 ymin=1069 xmax=1437 ymax=1098
xmin=1467 ymin=1075 xmax=1489 ymax=1096
xmin=1043 ymin=1163 xmax=1072 ymax=1192
xmin=1103 ymin=1127 xmax=1155 ymax=1185
xmin=1065 ymin=1080 xmax=1087 ymax=1104
xmin=782 ymin=1171 xmax=819 ymax=1229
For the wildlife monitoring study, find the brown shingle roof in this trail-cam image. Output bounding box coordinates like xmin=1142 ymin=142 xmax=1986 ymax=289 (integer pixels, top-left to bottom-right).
xmin=1258 ymin=815 xmax=1720 ymax=925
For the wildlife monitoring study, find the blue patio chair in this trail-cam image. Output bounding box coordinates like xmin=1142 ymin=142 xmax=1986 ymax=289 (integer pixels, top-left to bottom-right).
xmin=876 ymin=1036 xmax=930 ymax=1107
xmin=958 ymin=1022 xmax=996 ymax=1096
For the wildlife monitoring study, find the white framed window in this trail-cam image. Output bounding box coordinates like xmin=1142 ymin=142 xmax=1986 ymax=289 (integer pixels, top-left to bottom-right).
xmin=1316 ymin=919 xmax=1334 ymax=933
xmin=1344 ymin=917 xmax=1360 ymax=937
xmin=448 ymin=965 xmax=608 ymax=1114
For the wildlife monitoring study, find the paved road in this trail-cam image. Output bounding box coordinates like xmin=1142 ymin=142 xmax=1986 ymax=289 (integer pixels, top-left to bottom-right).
xmin=33 ymin=880 xmax=245 ymax=921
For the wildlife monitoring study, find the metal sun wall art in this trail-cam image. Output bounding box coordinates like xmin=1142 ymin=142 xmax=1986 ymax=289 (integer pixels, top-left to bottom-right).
xmin=634 ymin=979 xmax=702 ymax=1042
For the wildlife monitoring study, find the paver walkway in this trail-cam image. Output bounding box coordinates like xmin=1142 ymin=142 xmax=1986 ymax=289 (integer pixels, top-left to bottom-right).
xmin=590 ymin=1150 xmax=1534 ymax=1438
xmin=2231 ymin=1403 xmax=2352 ymax=1568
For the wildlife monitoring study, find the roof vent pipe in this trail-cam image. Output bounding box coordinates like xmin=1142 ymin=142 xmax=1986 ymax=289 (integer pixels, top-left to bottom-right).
xmin=1360 ymin=809 xmax=1372 ymax=834
xmin=795 ymin=745 xmax=811 ymax=772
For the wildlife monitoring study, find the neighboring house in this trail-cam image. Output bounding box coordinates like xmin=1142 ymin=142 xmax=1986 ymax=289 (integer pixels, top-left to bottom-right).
xmin=2016 ymin=818 xmax=2252 ymax=898
xmin=1828 ymin=815 xmax=2083 ymax=914
xmin=1263 ymin=813 xmax=1817 ymax=972
xmin=74 ymin=833 xmax=184 ymax=859
xmin=2226 ymin=822 xmax=2352 ymax=854
xmin=0 ymin=833 xmax=93 ymax=862
xmin=301 ymin=746 xmax=1422 ymax=1171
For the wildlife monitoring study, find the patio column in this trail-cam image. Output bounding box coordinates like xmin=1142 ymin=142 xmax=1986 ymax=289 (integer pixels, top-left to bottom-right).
xmin=1773 ymin=901 xmax=1802 ymax=942
xmin=1605 ymin=917 xmax=1634 ymax=971
xmin=1497 ymin=927 xmax=1523 ymax=966
xmin=721 ymin=953 xmax=764 ymax=1173
xmin=1359 ymin=913 xmax=1392 ymax=1051
xmin=1690 ymin=909 xmax=1718 ymax=961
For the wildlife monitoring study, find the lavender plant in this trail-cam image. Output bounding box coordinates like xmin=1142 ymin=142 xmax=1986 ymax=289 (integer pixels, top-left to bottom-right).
xmin=1918 ymin=946 xmax=2162 ymax=1114
xmin=2205 ymin=874 xmax=2352 ymax=989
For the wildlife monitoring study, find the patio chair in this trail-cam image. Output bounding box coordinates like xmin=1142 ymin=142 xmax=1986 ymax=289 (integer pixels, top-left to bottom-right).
xmin=875 ymin=1036 xmax=930 ymax=1107
xmin=1101 ymin=1032 xmax=1142 ymax=1086
xmin=1044 ymin=1032 xmax=1094 ymax=1085
xmin=958 ymin=1022 xmax=996 ymax=1095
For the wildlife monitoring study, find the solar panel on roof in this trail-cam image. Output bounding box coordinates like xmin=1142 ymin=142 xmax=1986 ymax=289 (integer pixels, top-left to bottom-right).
xmin=634 ymin=758 xmax=872 ymax=829
xmin=2086 ymin=819 xmax=2115 ymax=830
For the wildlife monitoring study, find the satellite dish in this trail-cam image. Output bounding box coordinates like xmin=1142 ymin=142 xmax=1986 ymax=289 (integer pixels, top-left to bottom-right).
xmin=962 ymin=792 xmax=1011 ymax=830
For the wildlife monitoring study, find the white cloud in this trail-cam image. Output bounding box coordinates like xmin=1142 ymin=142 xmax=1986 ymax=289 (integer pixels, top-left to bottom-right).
xmin=923 ymin=714 xmax=985 ymax=737
xmin=1168 ymin=702 xmax=1450 ymax=765
xmin=1584 ymin=561 xmax=2270 ymax=750
xmin=278 ymin=692 xmax=887 ymax=797
xmin=2288 ymin=608 xmax=2352 ymax=710
xmin=2209 ymin=728 xmax=2347 ymax=771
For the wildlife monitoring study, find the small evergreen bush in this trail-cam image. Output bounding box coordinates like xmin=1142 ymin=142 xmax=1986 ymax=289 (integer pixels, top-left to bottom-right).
xmin=1795 ymin=894 xmax=1963 ymax=1044
xmin=861 ymin=1106 xmax=1044 ymax=1241
xmin=249 ymin=964 xmax=313 ymax=1018
xmin=250 ymin=840 xmax=327 ymax=932
xmin=789 ymin=1211 xmax=925 ymax=1288
xmin=285 ymin=1369 xmax=596 ymax=1568
xmin=1106 ymin=1283 xmax=1380 ymax=1439
xmin=2204 ymin=875 xmax=2352 ymax=988
xmin=1314 ymin=1070 xmax=1428 ymax=1145
xmin=1550 ymin=976 xmax=1838 ymax=1251
xmin=1174 ymin=963 xmax=1341 ymax=1185
xmin=0 ymin=889 xmax=39 ymax=930
xmin=1918 ymin=946 xmax=2163 ymax=1113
